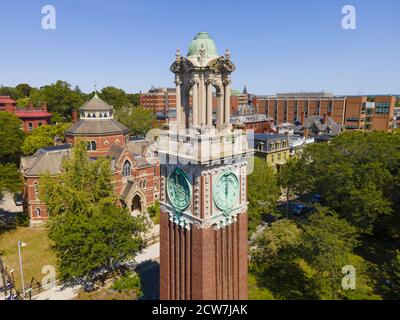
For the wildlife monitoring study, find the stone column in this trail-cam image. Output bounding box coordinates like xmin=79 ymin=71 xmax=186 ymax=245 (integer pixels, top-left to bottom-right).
xmin=206 ymin=81 xmax=213 ymax=126
xmin=224 ymin=79 xmax=231 ymax=124
xmin=199 ymin=74 xmax=206 ymax=126
xmin=175 ymin=78 xmax=182 ymax=130
xmin=216 ymin=93 xmax=224 ymax=128
xmin=192 ymin=80 xmax=199 ymax=126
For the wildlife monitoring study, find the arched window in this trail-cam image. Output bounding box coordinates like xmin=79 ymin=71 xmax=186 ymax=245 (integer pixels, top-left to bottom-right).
xmin=35 ymin=207 xmax=41 ymax=217
xmin=87 ymin=140 xmax=96 ymax=151
xmin=87 ymin=113 xmax=91 ymax=118
xmin=122 ymin=160 xmax=131 ymax=177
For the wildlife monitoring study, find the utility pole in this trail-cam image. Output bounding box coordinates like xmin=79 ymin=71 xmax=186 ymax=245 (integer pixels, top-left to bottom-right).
xmin=18 ymin=241 xmax=26 ymax=298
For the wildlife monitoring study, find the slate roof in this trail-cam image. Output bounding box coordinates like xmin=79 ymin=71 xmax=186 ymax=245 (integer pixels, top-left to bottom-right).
xmin=296 ymin=115 xmax=343 ymax=137
xmin=21 ymin=144 xmax=72 ymax=177
xmin=65 ymin=118 xmax=128 ymax=136
xmin=80 ymin=94 xmax=113 ymax=111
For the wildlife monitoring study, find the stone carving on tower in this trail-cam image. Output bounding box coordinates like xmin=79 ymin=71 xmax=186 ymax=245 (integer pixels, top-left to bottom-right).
xmin=159 ymin=32 xmax=252 ymax=300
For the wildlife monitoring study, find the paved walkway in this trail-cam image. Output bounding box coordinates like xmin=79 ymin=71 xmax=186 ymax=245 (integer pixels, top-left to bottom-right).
xmin=0 ymin=192 xmax=23 ymax=214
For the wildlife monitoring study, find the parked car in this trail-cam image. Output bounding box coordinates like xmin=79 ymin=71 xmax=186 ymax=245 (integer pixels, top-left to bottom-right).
xmin=293 ymin=203 xmax=314 ymax=216
xmin=293 ymin=203 xmax=307 ymax=216
xmin=311 ymin=193 xmax=322 ymax=204
xmin=13 ymin=193 xmax=23 ymax=206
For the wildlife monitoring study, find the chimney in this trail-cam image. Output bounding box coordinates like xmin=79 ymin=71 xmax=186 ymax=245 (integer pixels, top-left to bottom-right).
xmin=72 ymin=110 xmax=78 ymax=123
xmin=323 ymin=113 xmax=327 ymax=124
xmin=301 ymin=111 xmax=305 ymax=124
xmin=41 ymin=102 xmax=48 ymax=111
xmin=28 ymin=103 xmax=33 ymax=110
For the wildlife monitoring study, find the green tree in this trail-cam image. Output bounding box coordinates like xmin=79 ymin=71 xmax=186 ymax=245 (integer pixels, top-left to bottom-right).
xmin=383 ymin=250 xmax=400 ymax=299
xmin=115 ymin=106 xmax=157 ymax=137
xmin=294 ymin=131 xmax=400 ymax=234
xmin=278 ymin=157 xmax=311 ymax=216
xmin=40 ymin=142 xmax=147 ymax=280
xmin=22 ymin=123 xmax=72 ymax=156
xmin=0 ymin=163 xmax=22 ymax=199
xmin=29 ymin=80 xmax=85 ymax=119
xmin=250 ymin=219 xmax=318 ymax=299
xmin=0 ymin=112 xmax=25 ymax=164
xmin=16 ymin=97 xmax=30 ymax=108
xmin=98 ymin=86 xmax=132 ymax=110
xmin=127 ymin=93 xmax=140 ymax=106
xmin=15 ymin=83 xmax=33 ymax=97
xmin=300 ymin=207 xmax=360 ymax=299
xmin=247 ymin=157 xmax=280 ymax=234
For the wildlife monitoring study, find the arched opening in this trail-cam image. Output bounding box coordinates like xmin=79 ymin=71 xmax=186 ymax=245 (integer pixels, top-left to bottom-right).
xmin=183 ymin=83 xmax=222 ymax=128
xmin=122 ymin=160 xmax=131 ymax=177
xmin=35 ymin=207 xmax=41 ymax=217
xmin=131 ymin=194 xmax=142 ymax=213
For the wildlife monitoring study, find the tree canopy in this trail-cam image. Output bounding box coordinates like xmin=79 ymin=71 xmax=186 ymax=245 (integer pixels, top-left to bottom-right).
xmin=29 ymin=81 xmax=85 ymax=119
xmin=247 ymin=157 xmax=280 ymax=234
xmin=21 ymin=122 xmax=72 ymax=156
xmin=98 ymin=86 xmax=133 ymax=110
xmin=291 ymin=131 xmax=400 ymax=235
xmin=0 ymin=112 xmax=25 ymax=164
xmin=115 ymin=106 xmax=158 ymax=137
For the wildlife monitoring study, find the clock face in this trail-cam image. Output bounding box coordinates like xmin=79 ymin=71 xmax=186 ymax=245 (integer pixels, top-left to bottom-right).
xmin=213 ymin=171 xmax=239 ymax=214
xmin=167 ymin=168 xmax=191 ymax=212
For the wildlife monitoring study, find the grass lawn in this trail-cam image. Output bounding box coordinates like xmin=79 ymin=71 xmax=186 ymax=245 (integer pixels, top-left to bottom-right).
xmin=248 ymin=273 xmax=275 ymax=300
xmin=0 ymin=227 xmax=57 ymax=292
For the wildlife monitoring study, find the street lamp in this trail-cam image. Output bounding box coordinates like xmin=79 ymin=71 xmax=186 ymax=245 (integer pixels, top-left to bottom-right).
xmin=17 ymin=241 xmax=26 ymax=298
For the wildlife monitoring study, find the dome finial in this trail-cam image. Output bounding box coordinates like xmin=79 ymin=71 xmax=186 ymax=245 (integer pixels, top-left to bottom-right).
xmin=94 ymin=82 xmax=98 ymax=98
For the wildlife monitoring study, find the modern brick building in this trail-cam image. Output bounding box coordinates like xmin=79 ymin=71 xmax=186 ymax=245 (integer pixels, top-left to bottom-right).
xmin=0 ymin=96 xmax=52 ymax=132
xmin=253 ymin=93 xmax=396 ymax=132
xmin=21 ymin=95 xmax=160 ymax=225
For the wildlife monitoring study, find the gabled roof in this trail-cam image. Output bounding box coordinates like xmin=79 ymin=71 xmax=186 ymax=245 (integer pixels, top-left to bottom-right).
xmin=21 ymin=144 xmax=72 ymax=177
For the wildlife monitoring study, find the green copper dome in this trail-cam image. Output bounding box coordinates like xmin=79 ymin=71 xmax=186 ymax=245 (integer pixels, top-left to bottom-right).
xmin=187 ymin=32 xmax=218 ymax=57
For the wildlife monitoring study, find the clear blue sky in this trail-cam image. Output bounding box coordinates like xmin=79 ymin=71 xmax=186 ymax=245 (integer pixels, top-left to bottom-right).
xmin=0 ymin=0 xmax=398 ymax=95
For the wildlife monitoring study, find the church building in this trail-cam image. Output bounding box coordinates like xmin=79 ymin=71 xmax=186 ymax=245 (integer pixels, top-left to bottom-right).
xmin=21 ymin=94 xmax=160 ymax=225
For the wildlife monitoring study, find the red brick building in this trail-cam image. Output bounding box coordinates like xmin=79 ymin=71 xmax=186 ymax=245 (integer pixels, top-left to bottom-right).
xmin=253 ymin=93 xmax=396 ymax=132
xmin=0 ymin=96 xmax=52 ymax=132
xmin=21 ymin=95 xmax=160 ymax=225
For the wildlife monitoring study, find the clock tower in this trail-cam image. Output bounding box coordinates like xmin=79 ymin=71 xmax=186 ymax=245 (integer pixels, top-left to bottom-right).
xmin=158 ymin=32 xmax=252 ymax=300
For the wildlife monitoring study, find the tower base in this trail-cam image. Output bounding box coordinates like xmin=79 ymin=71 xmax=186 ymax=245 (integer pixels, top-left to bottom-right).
xmin=160 ymin=209 xmax=248 ymax=300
